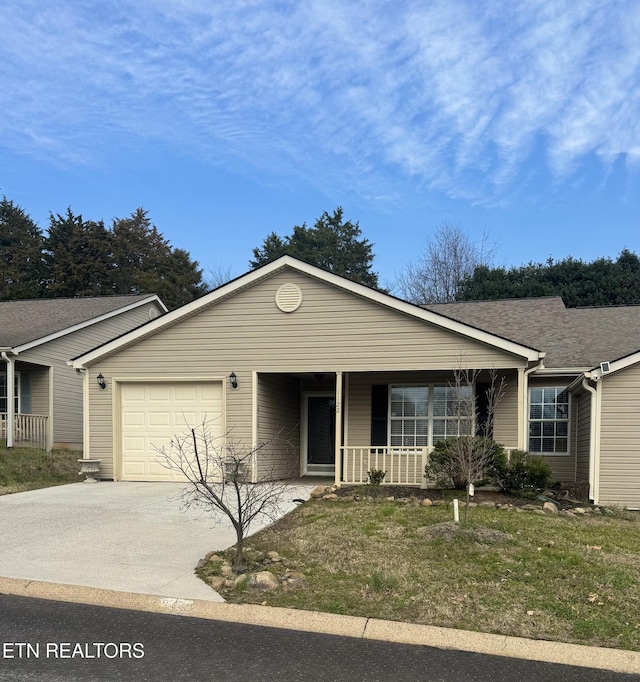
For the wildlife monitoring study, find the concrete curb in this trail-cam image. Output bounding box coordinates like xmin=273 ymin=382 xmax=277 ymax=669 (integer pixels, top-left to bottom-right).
xmin=2 ymin=576 xmax=639 ymax=675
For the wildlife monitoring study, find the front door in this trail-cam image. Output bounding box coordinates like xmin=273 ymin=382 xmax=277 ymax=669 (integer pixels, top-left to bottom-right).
xmin=304 ymin=394 xmax=335 ymax=475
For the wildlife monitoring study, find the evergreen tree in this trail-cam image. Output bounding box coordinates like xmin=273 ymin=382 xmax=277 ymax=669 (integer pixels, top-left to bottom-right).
xmin=111 ymin=208 xmax=206 ymax=308
xmin=458 ymin=250 xmax=640 ymax=306
xmin=0 ymin=197 xmax=46 ymax=300
xmin=45 ymin=208 xmax=113 ymax=297
xmin=250 ymin=207 xmax=380 ymax=288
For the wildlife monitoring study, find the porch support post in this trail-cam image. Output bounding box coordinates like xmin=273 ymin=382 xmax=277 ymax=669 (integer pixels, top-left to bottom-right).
xmin=2 ymin=352 xmax=14 ymax=448
xmin=334 ymin=371 xmax=343 ymax=487
xmin=517 ymin=367 xmax=526 ymax=450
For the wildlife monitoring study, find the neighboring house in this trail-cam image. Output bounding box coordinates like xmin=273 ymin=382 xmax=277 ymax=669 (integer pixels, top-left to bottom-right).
xmin=1 ymin=295 xmax=167 ymax=450
xmin=71 ymin=256 xmax=640 ymax=508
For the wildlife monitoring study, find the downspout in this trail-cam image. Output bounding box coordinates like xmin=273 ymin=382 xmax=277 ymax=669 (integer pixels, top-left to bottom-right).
xmin=2 ymin=352 xmax=15 ymax=448
xmin=519 ymin=356 xmax=545 ymax=450
xmin=76 ymin=368 xmax=89 ymax=459
xmin=581 ymin=377 xmax=598 ymax=504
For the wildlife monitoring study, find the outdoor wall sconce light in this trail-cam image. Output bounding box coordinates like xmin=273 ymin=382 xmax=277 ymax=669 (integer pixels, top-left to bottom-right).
xmin=97 ymin=373 xmax=106 ymax=390
xmin=229 ymin=372 xmax=238 ymax=389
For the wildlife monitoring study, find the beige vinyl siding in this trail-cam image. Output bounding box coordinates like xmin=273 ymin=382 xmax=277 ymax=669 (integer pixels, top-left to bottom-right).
xmin=20 ymin=302 xmax=162 ymax=449
xmin=575 ymin=391 xmax=591 ymax=482
xmin=86 ymin=269 xmax=527 ymax=477
xmin=256 ymin=373 xmax=300 ymax=479
xmin=598 ymin=362 xmax=640 ymax=508
xmin=528 ymin=377 xmax=576 ymax=482
xmin=28 ymin=368 xmax=50 ymax=417
xmin=493 ymin=371 xmax=518 ymax=449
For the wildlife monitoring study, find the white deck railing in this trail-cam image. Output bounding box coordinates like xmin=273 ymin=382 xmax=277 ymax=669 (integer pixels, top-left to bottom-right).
xmin=341 ymin=446 xmax=433 ymax=486
xmin=341 ymin=444 xmax=519 ymax=487
xmin=0 ymin=413 xmax=49 ymax=450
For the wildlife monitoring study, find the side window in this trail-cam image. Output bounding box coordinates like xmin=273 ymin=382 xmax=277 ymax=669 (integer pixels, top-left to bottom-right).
xmin=529 ymin=387 xmax=569 ymax=454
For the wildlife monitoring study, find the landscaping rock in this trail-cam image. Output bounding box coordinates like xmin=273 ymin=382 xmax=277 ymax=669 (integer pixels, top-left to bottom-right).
xmin=208 ymin=576 xmax=226 ymax=590
xmin=267 ymin=551 xmax=282 ymax=562
xmin=322 ymin=493 xmax=338 ymax=500
xmin=248 ymin=571 xmax=280 ymax=591
xmin=310 ymin=485 xmax=328 ymax=498
xmin=479 ymin=501 xmax=495 ymax=508
xmin=207 ymin=553 xmax=223 ymax=563
xmin=224 ymin=579 xmax=235 ymax=588
xmin=220 ymin=564 xmax=233 ymax=576
xmin=421 ymin=498 xmax=433 ymax=506
xmin=542 ymin=501 xmax=559 ymax=515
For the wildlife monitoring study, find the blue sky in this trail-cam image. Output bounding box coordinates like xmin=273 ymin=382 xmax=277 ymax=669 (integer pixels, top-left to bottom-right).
xmin=2 ymin=0 xmax=639 ymax=289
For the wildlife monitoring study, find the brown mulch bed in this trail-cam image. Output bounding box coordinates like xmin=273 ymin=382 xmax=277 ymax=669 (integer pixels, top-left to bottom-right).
xmin=334 ymin=484 xmax=586 ymax=510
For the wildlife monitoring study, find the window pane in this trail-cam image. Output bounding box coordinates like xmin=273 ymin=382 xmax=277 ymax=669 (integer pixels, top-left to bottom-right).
xmin=530 ymin=388 xmax=543 ymax=404
xmin=557 ymin=390 xmax=569 ymax=404
xmin=543 ymin=422 xmax=555 ymax=436
xmin=390 ymin=421 xmax=402 ymax=435
xmin=530 ymin=404 xmax=542 ymax=419
xmin=529 ymin=422 xmax=541 ymax=437
xmin=529 ymin=437 xmax=542 ymax=452
xmin=542 ymin=437 xmax=554 ymax=452
xmin=556 ymin=422 xmax=568 ymax=437
xmin=433 ymin=419 xmax=445 ymax=437
xmin=543 ymin=388 xmax=557 ymax=403
xmin=543 ymin=405 xmax=556 ymax=419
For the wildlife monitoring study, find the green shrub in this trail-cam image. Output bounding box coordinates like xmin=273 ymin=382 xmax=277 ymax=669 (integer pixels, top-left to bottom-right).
xmin=494 ymin=450 xmax=553 ymax=494
xmin=424 ymin=437 xmax=507 ymax=489
xmin=367 ymin=469 xmax=386 ymax=486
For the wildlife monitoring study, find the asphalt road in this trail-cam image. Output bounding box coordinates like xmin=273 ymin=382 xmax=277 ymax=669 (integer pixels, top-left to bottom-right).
xmin=0 ymin=595 xmax=638 ymax=682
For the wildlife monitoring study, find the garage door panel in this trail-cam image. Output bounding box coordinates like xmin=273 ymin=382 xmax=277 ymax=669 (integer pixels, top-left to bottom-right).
xmin=120 ymin=381 xmax=224 ymax=481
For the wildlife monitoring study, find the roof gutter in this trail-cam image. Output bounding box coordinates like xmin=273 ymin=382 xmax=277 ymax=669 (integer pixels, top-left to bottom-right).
xmin=1 ymin=351 xmax=15 ymax=448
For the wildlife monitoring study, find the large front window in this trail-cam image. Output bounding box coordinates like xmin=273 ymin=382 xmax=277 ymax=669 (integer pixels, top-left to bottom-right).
xmin=389 ymin=384 xmax=473 ymax=447
xmin=528 ymin=387 xmax=569 ymax=454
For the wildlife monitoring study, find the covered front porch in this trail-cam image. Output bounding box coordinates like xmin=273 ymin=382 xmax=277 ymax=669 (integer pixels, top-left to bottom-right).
xmin=1 ymin=358 xmax=50 ymax=450
xmin=255 ymin=368 xmax=526 ymax=487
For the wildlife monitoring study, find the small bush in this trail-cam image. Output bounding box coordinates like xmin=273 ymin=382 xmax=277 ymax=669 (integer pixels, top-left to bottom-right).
xmin=367 ymin=469 xmax=386 ymax=486
xmin=425 ymin=437 xmax=506 ymax=489
xmin=494 ymin=450 xmax=553 ymax=494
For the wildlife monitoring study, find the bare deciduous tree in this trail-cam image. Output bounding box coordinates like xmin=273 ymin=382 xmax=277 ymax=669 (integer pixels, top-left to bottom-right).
xmin=155 ymin=421 xmax=297 ymax=571
xmin=396 ymin=221 xmax=496 ymax=304
xmin=426 ymin=366 xmax=506 ymax=521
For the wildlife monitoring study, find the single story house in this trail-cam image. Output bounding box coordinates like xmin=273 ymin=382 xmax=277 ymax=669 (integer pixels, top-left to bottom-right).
xmin=1 ymin=295 xmax=167 ymax=450
xmin=71 ymin=256 xmax=640 ymax=508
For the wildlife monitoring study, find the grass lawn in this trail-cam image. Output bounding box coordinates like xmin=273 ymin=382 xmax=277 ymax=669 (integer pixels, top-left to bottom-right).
xmin=0 ymin=445 xmax=81 ymax=495
xmin=199 ymin=495 xmax=640 ymax=651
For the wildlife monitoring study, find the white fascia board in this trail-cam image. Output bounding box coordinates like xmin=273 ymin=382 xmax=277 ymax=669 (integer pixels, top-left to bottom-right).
xmin=590 ymin=350 xmax=640 ymax=381
xmin=14 ymin=295 xmax=166 ymax=355
xmin=72 ymin=256 xmax=542 ymax=368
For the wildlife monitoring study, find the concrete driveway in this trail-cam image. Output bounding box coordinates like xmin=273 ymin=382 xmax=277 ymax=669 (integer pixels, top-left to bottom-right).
xmin=0 ymin=481 xmax=314 ymax=602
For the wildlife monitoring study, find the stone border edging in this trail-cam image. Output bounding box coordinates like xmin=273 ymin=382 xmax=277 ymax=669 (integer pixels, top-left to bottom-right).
xmin=1 ymin=576 xmax=639 ymax=675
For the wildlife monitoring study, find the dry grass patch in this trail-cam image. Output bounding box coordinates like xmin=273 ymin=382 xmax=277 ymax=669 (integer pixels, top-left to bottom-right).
xmin=198 ymin=497 xmax=640 ymax=651
xmin=0 ymin=446 xmax=81 ymax=494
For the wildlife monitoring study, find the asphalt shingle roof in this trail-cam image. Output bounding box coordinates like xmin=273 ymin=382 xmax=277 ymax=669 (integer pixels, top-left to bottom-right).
xmin=0 ymin=295 xmax=155 ymax=349
xmin=425 ymin=297 xmax=640 ymax=369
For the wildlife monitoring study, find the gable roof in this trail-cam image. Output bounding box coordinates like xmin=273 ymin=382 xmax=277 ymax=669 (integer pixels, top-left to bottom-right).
xmin=425 ymin=298 xmax=640 ymax=369
xmin=72 ymin=256 xmax=543 ymax=368
xmin=0 ymin=295 xmax=167 ymax=352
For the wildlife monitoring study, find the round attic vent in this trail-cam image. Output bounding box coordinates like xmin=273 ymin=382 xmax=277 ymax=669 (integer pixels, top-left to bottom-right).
xmin=275 ymin=283 xmax=303 ymax=312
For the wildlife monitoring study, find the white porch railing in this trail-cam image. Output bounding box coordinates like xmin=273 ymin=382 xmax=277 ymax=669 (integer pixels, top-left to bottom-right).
xmin=341 ymin=445 xmax=520 ymax=487
xmin=0 ymin=413 xmax=49 ymax=450
xmin=341 ymin=446 xmax=433 ymax=486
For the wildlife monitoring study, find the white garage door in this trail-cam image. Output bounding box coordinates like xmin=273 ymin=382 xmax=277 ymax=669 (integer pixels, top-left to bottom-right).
xmin=120 ymin=381 xmax=224 ymax=481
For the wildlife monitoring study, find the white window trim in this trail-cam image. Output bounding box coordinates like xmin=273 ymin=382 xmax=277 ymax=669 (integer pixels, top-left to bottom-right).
xmin=527 ymin=386 xmax=570 ymax=456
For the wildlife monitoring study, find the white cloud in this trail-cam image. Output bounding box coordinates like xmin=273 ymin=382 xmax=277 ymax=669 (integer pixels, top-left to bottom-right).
xmin=1 ymin=0 xmax=639 ymax=204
